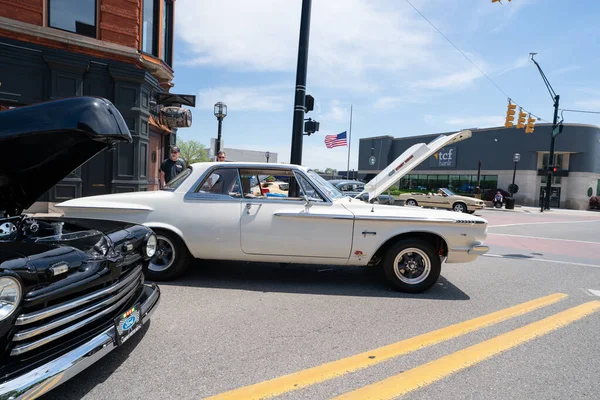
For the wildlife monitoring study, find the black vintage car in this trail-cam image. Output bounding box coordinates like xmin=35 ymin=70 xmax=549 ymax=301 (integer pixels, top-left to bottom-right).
xmin=0 ymin=97 xmax=161 ymax=399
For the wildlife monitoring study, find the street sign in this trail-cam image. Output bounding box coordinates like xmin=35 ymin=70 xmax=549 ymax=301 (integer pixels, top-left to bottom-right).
xmin=552 ymin=124 xmax=564 ymax=137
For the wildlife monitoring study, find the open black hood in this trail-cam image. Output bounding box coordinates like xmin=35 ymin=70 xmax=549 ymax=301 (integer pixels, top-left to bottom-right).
xmin=0 ymin=97 xmax=132 ymax=215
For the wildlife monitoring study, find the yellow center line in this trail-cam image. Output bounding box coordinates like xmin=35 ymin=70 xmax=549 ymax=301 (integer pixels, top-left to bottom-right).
xmin=334 ymin=300 xmax=600 ymax=400
xmin=205 ymin=293 xmax=567 ymax=400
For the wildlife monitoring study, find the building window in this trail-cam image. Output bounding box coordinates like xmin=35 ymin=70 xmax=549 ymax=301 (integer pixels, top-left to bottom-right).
xmin=142 ymin=0 xmax=159 ymax=56
xmin=48 ymin=0 xmax=97 ymax=38
xmin=162 ymin=0 xmax=174 ymax=66
xmin=142 ymin=0 xmax=174 ymax=65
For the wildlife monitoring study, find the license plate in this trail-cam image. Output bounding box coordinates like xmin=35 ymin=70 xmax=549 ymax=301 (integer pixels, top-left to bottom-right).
xmin=114 ymin=303 xmax=142 ymax=346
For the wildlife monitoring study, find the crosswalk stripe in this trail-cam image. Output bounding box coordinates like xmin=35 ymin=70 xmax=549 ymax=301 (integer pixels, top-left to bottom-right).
xmin=334 ymin=300 xmax=600 ymax=400
xmin=205 ymin=293 xmax=567 ymax=400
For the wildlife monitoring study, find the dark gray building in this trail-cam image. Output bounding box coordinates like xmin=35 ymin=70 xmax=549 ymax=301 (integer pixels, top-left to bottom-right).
xmin=358 ymin=123 xmax=600 ymax=209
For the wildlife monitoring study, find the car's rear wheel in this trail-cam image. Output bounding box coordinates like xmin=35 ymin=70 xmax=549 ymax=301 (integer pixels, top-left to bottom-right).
xmin=406 ymin=199 xmax=418 ymax=206
xmin=382 ymin=239 xmax=441 ymax=293
xmin=144 ymin=229 xmax=191 ymax=281
xmin=453 ymin=202 xmax=468 ymax=213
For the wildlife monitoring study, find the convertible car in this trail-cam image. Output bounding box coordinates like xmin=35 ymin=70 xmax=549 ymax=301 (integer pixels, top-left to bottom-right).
xmin=398 ymin=188 xmax=485 ymax=213
xmin=0 ymin=97 xmax=160 ymax=399
xmin=57 ymin=129 xmax=489 ymax=294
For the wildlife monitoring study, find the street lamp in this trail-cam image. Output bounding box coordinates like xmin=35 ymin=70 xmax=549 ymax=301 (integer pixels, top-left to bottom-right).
xmin=510 ymin=153 xmax=520 ymax=197
xmin=265 ymin=151 xmax=271 ymax=163
xmin=214 ymin=102 xmax=227 ymax=160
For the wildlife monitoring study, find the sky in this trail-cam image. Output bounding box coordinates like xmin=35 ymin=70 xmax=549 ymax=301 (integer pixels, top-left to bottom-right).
xmin=170 ymin=0 xmax=600 ymax=171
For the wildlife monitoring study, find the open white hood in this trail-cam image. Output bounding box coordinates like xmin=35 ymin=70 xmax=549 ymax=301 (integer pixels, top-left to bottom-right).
xmin=359 ymin=130 xmax=472 ymax=201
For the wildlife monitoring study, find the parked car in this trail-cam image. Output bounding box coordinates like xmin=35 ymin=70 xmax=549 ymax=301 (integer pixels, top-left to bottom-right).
xmin=56 ymin=129 xmax=488 ymax=294
xmin=0 ymin=97 xmax=161 ymax=399
xmin=329 ymin=179 xmax=396 ymax=205
xmin=398 ymin=188 xmax=485 ymax=213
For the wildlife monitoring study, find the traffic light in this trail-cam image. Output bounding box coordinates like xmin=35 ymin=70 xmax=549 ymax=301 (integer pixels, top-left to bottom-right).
xmin=517 ymin=108 xmax=527 ymax=129
xmin=505 ymin=102 xmax=516 ymax=127
xmin=304 ymin=118 xmax=320 ymax=135
xmin=305 ymin=94 xmax=315 ymax=112
xmin=525 ymin=115 xmax=536 ymax=134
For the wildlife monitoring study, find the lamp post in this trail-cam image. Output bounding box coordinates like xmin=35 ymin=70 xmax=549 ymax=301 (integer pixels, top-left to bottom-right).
xmin=510 ymin=153 xmax=520 ymax=197
xmin=265 ymin=151 xmax=271 ymax=163
xmin=214 ymin=102 xmax=227 ymax=160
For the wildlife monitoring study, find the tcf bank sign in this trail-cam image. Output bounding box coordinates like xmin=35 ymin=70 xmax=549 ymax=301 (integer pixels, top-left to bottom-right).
xmin=429 ymin=146 xmax=457 ymax=168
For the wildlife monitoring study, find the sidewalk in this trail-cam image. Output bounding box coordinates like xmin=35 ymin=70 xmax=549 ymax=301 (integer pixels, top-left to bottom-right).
xmin=482 ymin=203 xmax=598 ymax=215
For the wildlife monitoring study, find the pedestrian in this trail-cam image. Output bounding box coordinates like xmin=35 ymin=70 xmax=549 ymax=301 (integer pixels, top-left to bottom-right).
xmin=217 ymin=151 xmax=226 ymax=162
xmin=159 ymin=146 xmax=187 ymax=188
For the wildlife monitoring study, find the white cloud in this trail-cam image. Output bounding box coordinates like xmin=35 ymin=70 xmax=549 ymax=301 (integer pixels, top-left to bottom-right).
xmin=176 ymin=0 xmax=439 ymax=92
xmin=549 ymin=65 xmax=582 ymax=76
xmin=320 ymin=100 xmax=348 ymax=123
xmin=574 ymin=99 xmax=600 ymax=110
xmin=373 ymin=96 xmax=428 ymax=110
xmin=196 ymin=84 xmax=290 ymax=112
xmin=411 ymin=67 xmax=483 ymax=90
xmin=445 ymin=116 xmax=505 ymax=128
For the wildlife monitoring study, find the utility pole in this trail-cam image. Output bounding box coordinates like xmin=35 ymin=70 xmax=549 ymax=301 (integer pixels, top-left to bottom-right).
xmin=290 ymin=0 xmax=312 ymax=165
xmin=530 ymin=53 xmax=561 ymax=212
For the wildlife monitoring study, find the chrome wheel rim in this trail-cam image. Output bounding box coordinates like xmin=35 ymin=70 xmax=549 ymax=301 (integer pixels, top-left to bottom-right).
xmin=393 ymin=248 xmax=431 ymax=284
xmin=454 ymin=203 xmax=465 ymax=212
xmin=407 ymin=200 xmax=417 ymax=206
xmin=149 ymin=235 xmax=176 ymax=272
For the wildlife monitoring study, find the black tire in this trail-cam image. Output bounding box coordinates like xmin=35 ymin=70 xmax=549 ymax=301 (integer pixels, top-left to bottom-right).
xmin=406 ymin=199 xmax=418 ymax=207
xmin=452 ymin=202 xmax=468 ymax=213
xmin=144 ymin=229 xmax=191 ymax=281
xmin=382 ymin=239 xmax=441 ymax=293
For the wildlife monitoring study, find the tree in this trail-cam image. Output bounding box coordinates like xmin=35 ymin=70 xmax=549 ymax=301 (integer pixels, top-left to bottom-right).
xmin=177 ymin=139 xmax=209 ymax=165
xmin=324 ymin=168 xmax=337 ymax=175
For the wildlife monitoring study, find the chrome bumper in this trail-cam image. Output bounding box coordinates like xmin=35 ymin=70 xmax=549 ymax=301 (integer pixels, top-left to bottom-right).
xmin=0 ymin=283 xmax=160 ymax=400
xmin=468 ymin=243 xmax=490 ymax=255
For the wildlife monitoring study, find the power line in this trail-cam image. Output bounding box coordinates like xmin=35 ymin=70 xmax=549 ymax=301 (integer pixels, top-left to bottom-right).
xmin=402 ymin=0 xmax=550 ymax=123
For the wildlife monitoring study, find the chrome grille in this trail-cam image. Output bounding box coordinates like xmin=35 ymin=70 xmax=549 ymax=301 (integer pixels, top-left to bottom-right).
xmin=10 ymin=265 xmax=144 ymax=357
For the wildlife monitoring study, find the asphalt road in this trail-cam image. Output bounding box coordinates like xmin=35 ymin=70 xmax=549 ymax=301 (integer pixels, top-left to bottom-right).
xmin=42 ymin=208 xmax=600 ymax=400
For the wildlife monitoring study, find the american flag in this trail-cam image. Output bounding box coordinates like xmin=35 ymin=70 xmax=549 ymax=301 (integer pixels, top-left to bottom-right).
xmin=324 ymin=131 xmax=347 ymax=148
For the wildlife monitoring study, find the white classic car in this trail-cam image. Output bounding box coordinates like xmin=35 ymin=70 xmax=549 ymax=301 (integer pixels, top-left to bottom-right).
xmin=57 ymin=130 xmax=489 ymax=293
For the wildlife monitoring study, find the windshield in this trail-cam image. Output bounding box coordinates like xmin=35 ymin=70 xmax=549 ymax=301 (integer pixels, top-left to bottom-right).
xmin=162 ymin=167 xmax=192 ymax=191
xmin=307 ymin=170 xmax=344 ymax=200
xmin=441 ymin=188 xmax=456 ymax=196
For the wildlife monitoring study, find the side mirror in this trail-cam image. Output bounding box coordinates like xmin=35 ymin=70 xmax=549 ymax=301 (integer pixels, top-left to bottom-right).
xmin=303 ymin=195 xmax=313 ymax=208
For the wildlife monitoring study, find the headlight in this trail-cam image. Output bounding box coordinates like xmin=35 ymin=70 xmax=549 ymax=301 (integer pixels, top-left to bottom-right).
xmin=0 ymin=276 xmax=22 ymax=321
xmin=144 ymin=234 xmax=157 ymax=258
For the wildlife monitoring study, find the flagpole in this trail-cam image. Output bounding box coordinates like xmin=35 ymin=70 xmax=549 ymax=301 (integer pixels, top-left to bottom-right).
xmin=346 ymin=104 xmax=353 ymax=179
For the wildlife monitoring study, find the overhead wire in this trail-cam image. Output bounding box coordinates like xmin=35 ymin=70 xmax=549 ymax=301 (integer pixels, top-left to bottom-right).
xmin=403 ymin=0 xmax=551 ymax=123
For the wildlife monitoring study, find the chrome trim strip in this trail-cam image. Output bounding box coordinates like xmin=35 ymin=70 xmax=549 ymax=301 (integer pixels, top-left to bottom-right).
xmin=0 ymin=284 xmax=160 ymax=400
xmin=13 ymin=276 xmax=141 ymax=342
xmin=16 ymin=265 xmax=143 ymax=326
xmin=354 ymin=215 xmax=457 ymax=223
xmin=11 ymin=284 xmax=139 ymax=356
xmin=273 ymin=213 xmax=354 ymax=220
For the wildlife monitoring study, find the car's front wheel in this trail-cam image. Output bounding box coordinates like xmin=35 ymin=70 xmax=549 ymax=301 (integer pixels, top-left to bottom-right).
xmin=453 ymin=202 xmax=468 ymax=213
xmin=144 ymin=229 xmax=191 ymax=281
xmin=382 ymin=239 xmax=441 ymax=293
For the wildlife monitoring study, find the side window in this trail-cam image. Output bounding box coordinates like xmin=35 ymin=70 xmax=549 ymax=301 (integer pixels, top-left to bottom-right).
xmin=237 ymin=168 xmax=324 ymax=202
xmin=195 ymin=168 xmax=242 ymax=198
xmin=295 ymin=172 xmax=324 ymax=202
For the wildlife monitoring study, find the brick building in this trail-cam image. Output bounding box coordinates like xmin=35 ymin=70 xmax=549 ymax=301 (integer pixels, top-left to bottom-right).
xmin=0 ymin=0 xmax=194 ymax=212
